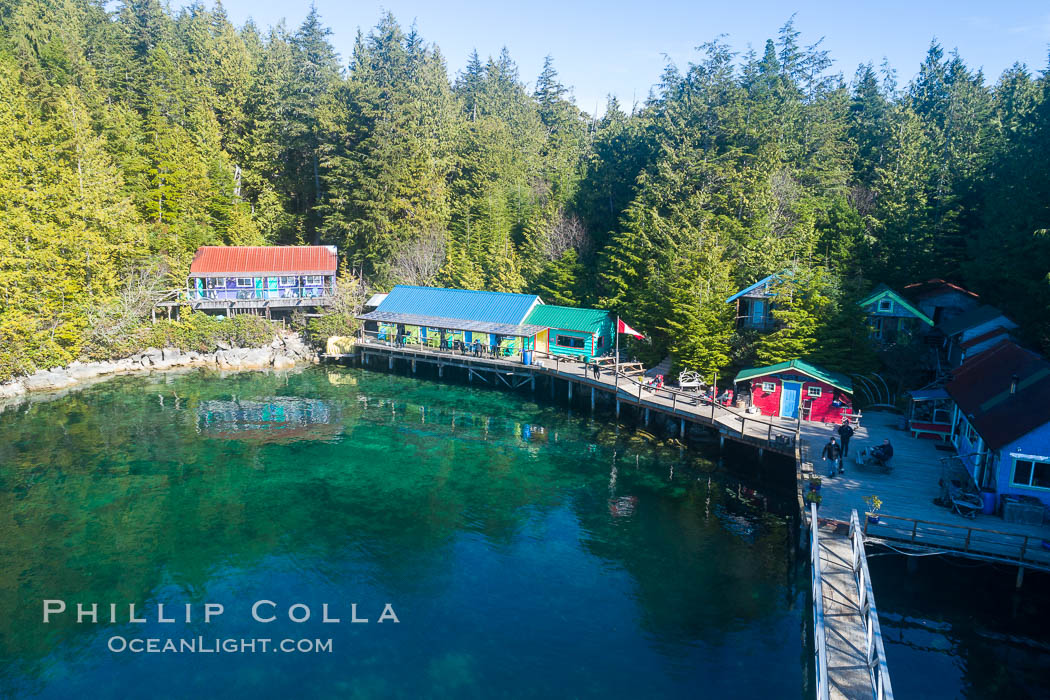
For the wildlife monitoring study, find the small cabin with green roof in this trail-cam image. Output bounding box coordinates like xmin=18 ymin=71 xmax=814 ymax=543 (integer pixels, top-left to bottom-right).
xmin=524 ymin=305 xmax=615 ymax=361
xmin=858 ymin=285 xmax=934 ymax=344
xmin=734 ymin=360 xmax=854 ymax=423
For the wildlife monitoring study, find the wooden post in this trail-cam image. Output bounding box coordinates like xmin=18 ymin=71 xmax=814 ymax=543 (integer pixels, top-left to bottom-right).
xmin=412 ymin=359 xmax=416 ymax=374
xmin=389 ymin=355 xmax=394 ymax=370
xmin=644 ymin=407 xmax=650 ymax=426
xmin=680 ymin=418 xmax=685 ymax=439
xmin=616 ymin=400 xmax=621 ymax=418
xmin=1017 ymin=566 xmax=1025 ymax=589
xmin=568 ymin=381 xmax=573 ymax=401
xmin=438 ymin=365 xmax=443 ymax=378
xmin=550 ymin=377 xmax=555 ymax=398
xmin=531 ymin=375 xmax=535 ymax=392
xmin=590 ymin=386 xmax=595 ymax=412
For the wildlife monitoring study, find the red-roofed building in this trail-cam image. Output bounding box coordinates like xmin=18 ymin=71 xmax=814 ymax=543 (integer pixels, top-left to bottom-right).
xmin=946 ymin=340 xmax=1050 ymax=510
xmin=902 ymin=278 xmax=979 ymax=327
xmin=185 ymin=246 xmax=338 ymax=313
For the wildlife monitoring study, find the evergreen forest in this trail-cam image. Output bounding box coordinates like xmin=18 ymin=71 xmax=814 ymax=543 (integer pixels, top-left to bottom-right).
xmin=2 ymin=0 xmax=1049 ymax=384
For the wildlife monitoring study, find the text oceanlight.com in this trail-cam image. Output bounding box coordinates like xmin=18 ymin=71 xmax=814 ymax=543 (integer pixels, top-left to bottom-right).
xmin=107 ymin=637 xmax=333 ymax=654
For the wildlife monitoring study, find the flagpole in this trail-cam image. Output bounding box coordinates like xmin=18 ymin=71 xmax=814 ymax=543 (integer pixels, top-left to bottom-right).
xmin=615 ymin=315 xmax=620 ymax=392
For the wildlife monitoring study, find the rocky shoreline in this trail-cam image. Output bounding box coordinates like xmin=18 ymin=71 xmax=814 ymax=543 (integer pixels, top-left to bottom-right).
xmin=0 ymin=333 xmax=317 ymax=401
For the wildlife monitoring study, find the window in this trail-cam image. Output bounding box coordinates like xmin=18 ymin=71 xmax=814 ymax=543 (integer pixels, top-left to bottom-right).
xmin=280 ymin=276 xmax=297 ymax=286
xmin=206 ymin=277 xmax=225 ymax=289
xmin=304 ymin=275 xmax=323 ymax=286
xmin=808 ymin=386 xmax=823 ymax=398
xmin=877 ymin=298 xmax=893 ymax=312
xmin=236 ymin=278 xmax=253 ymax=288
xmin=597 ymin=336 xmax=604 ymax=349
xmin=555 ymin=334 xmax=585 ymax=349
xmin=1012 ymin=459 xmax=1050 ymax=489
xmin=761 ymin=382 xmax=776 ymax=392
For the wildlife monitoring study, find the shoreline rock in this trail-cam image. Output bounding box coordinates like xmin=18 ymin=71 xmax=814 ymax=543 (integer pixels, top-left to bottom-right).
xmin=0 ymin=333 xmax=318 ymax=400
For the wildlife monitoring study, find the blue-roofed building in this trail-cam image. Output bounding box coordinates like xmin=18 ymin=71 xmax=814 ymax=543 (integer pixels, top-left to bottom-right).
xmin=357 ymin=285 xmax=546 ymax=356
xmin=375 ymin=285 xmax=541 ymax=324
xmin=726 ymin=271 xmax=787 ymax=331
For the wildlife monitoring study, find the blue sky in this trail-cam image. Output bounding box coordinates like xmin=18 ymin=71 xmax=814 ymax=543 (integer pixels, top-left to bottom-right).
xmin=201 ymin=0 xmax=1050 ymax=113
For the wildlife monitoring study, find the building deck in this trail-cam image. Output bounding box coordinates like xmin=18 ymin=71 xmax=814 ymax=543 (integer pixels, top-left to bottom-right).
xmin=801 ymin=411 xmax=1050 ymax=571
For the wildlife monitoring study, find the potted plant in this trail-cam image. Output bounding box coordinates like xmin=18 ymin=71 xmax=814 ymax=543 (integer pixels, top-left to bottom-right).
xmin=865 ymin=495 xmax=882 ymax=524
xmin=808 ymin=476 xmax=822 ymax=492
xmin=805 ymin=490 xmax=822 ymax=509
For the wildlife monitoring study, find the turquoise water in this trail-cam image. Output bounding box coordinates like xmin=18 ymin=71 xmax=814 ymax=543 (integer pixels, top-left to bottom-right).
xmin=0 ymin=367 xmax=805 ymax=699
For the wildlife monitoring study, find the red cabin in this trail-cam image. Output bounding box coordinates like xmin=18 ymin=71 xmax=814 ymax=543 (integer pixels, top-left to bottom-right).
xmin=733 ymin=360 xmax=853 ymax=424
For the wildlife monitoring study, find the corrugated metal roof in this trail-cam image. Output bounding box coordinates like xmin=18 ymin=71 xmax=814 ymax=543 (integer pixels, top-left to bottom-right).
xmin=189 ymin=246 xmax=338 ymax=276
xmin=857 ymin=287 xmax=934 ymax=325
xmin=725 ymin=270 xmax=790 ymax=303
xmin=946 ymin=340 xmax=1050 ymax=449
xmin=938 ymin=305 xmax=1015 ymax=337
xmin=357 ymin=311 xmax=545 ymax=337
xmin=375 ymin=286 xmax=541 ymax=325
xmin=364 ymin=293 xmax=388 ymax=308
xmin=524 ymin=304 xmax=612 ymax=334
xmin=733 ymin=360 xmax=853 ymax=393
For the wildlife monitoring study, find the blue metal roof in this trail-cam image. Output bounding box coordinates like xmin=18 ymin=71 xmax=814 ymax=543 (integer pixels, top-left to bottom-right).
xmin=726 ymin=271 xmax=788 ymax=304
xmin=375 ymin=285 xmax=541 ymax=325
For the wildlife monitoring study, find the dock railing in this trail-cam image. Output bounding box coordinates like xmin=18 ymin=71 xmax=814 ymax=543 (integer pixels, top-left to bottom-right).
xmin=863 ymin=512 xmax=1050 ymax=569
xmin=810 ymin=504 xmax=830 ymax=700
xmin=849 ymin=509 xmax=894 ymax=700
xmin=351 ymin=335 xmax=800 ymax=454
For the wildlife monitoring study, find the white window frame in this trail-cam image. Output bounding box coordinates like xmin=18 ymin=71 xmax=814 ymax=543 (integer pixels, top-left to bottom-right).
xmin=877 ymin=298 xmax=893 ymax=312
xmin=761 ymin=382 xmax=776 ymax=392
xmin=807 ymin=386 xmax=823 ymax=398
xmin=279 ymin=276 xmax=297 ymax=286
xmin=1011 ymin=458 xmax=1050 ymax=490
xmin=236 ymin=277 xmax=253 ymax=288
xmin=304 ymin=275 xmax=323 ymax=286
xmin=206 ymin=277 xmax=226 ymax=289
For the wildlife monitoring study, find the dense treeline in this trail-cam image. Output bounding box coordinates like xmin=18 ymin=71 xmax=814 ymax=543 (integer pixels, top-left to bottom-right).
xmin=1 ymin=1 xmax=1048 ymax=382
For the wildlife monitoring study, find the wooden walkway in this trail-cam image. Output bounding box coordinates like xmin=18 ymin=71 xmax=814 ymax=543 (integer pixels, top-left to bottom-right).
xmin=815 ymin=519 xmax=878 ymax=700
xmin=347 ymin=337 xmax=803 ymax=457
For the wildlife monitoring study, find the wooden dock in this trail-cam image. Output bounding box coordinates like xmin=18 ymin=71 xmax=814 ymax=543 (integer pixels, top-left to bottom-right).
xmin=800 ymin=411 xmax=1050 ymax=575
xmin=344 ymin=336 xmax=805 ymax=457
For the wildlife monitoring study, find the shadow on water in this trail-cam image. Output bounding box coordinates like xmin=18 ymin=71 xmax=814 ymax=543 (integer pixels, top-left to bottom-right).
xmin=0 ymin=366 xmax=809 ymax=699
xmin=868 ymin=550 xmax=1050 ymax=699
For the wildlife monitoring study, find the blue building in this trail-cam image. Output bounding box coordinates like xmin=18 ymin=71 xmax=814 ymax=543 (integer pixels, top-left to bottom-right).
xmin=946 ymin=340 xmax=1050 ymax=511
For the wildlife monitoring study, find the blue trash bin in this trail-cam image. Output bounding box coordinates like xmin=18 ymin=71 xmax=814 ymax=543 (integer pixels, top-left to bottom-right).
xmin=981 ymin=490 xmax=997 ymax=515
xmin=522 ymin=350 xmax=533 ymax=365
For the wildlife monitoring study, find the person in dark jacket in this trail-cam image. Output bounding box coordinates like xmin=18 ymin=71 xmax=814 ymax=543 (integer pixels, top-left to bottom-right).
xmin=871 ymin=439 xmax=894 ymax=467
xmin=837 ymin=422 xmax=855 ymax=457
xmin=821 ymin=437 xmax=842 ymax=477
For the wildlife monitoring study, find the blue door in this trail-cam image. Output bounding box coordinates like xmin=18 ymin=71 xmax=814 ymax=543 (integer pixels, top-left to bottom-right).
xmin=780 ymin=382 xmax=802 ymax=419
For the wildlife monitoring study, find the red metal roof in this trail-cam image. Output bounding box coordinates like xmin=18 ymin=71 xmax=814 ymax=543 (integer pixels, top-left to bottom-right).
xmin=189 ymin=246 xmax=337 ymax=276
xmin=902 ymin=278 xmax=979 ymax=301
xmin=945 ymin=340 xmax=1050 ymax=449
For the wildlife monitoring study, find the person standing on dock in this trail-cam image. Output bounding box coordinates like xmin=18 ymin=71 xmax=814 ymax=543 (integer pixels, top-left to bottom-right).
xmin=821 ymin=437 xmax=842 ymax=477
xmin=591 ymin=362 xmax=600 ymax=380
xmin=837 ymin=421 xmax=855 ymax=458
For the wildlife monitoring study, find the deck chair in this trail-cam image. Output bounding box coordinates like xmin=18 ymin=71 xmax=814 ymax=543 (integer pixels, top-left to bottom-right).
xmin=948 ymin=483 xmax=982 ymax=519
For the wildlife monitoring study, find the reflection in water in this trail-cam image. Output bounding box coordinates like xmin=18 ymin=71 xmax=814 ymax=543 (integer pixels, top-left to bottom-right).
xmin=4 ymin=367 xmax=1042 ymax=697
xmin=197 ymin=398 xmax=341 ymax=443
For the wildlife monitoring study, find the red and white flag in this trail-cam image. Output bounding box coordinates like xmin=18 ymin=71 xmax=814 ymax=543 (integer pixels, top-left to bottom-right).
xmin=617 ymin=318 xmax=644 ymax=339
